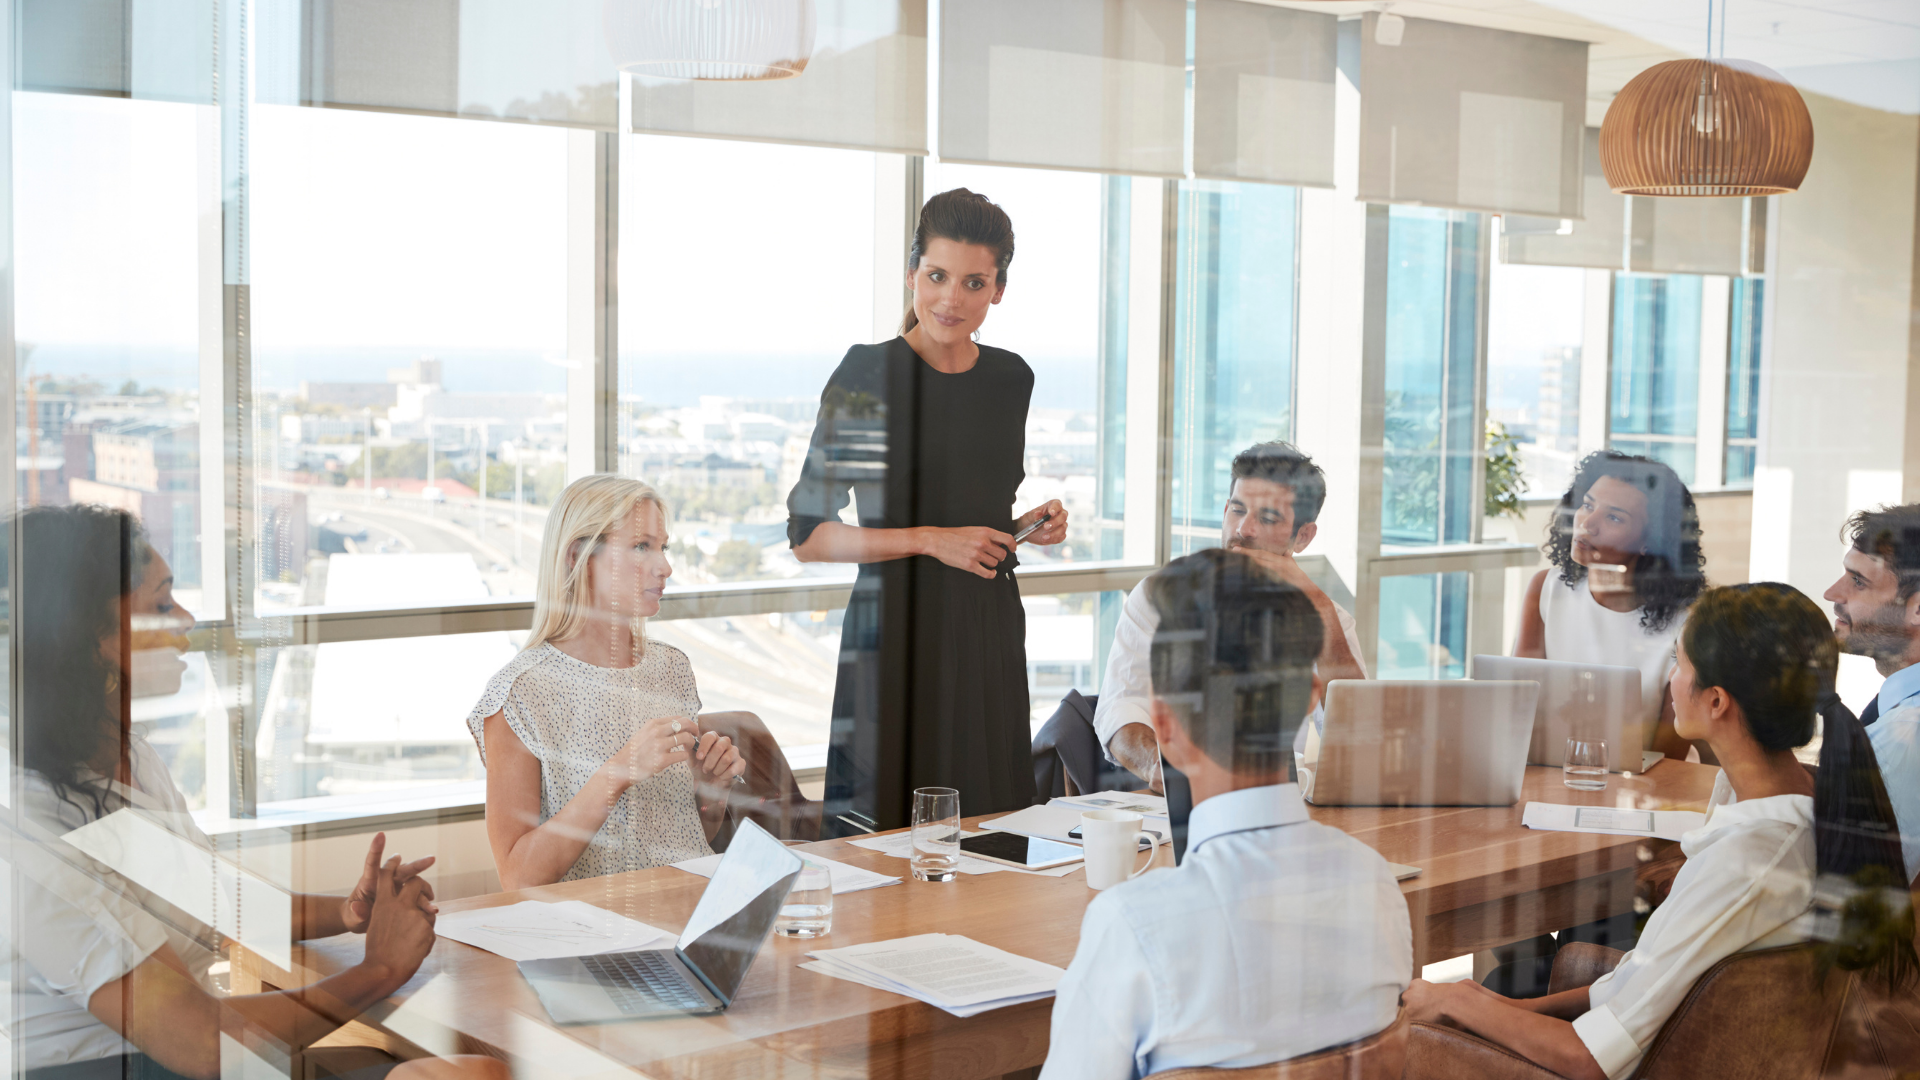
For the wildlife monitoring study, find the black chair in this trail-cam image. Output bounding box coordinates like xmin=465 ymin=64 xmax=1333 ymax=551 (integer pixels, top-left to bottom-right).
xmin=1031 ymin=690 xmax=1193 ymax=863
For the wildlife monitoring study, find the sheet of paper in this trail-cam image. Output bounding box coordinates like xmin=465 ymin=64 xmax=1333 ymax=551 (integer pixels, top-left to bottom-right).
xmin=1521 ymin=801 xmax=1706 ymax=842
xmin=844 ymin=831 xmax=1083 ymax=877
xmin=1053 ymin=791 xmax=1169 ymax=818
xmin=797 ymin=960 xmax=1056 ymax=1017
xmin=434 ymin=900 xmax=672 ymax=963
xmin=985 ymin=800 xmax=1170 ymax=846
xmin=672 ymin=852 xmax=900 ymax=894
xmin=806 ymin=933 xmax=1064 ymax=1009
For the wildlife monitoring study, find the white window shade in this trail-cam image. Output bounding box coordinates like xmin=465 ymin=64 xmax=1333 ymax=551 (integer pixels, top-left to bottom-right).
xmin=1503 ymin=128 xmax=1624 ymax=270
xmin=1192 ymin=0 xmax=1336 ymax=188
xmin=939 ymin=0 xmax=1185 ymax=177
xmin=629 ymin=0 xmax=927 ymax=155
xmin=20 ymin=0 xmax=216 ymax=104
xmin=263 ymin=0 xmax=619 ymax=130
xmin=1628 ymin=196 xmax=1745 ymax=276
xmin=1357 ymin=13 xmax=1587 ymax=217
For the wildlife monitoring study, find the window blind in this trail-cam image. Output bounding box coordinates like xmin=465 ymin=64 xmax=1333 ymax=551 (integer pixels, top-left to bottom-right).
xmin=629 ymin=0 xmax=927 ymax=155
xmin=1357 ymin=13 xmax=1587 ymax=218
xmin=20 ymin=0 xmax=216 ymax=104
xmin=939 ymin=0 xmax=1186 ymax=178
xmin=1502 ymin=128 xmax=1624 ymax=269
xmin=1191 ymin=0 xmax=1337 ymax=188
xmin=263 ymin=0 xmax=619 ymax=130
xmin=1629 ymin=195 xmax=1746 ymax=276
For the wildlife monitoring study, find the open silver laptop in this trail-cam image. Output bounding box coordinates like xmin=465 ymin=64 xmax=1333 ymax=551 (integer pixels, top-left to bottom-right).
xmin=1304 ymin=680 xmax=1539 ymax=807
xmin=1472 ymin=655 xmax=1649 ymax=773
xmin=518 ymin=820 xmax=802 ymax=1023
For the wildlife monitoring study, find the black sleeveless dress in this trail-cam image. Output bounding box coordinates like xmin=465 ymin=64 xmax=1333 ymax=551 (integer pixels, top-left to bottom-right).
xmin=786 ymin=337 xmax=1036 ymax=831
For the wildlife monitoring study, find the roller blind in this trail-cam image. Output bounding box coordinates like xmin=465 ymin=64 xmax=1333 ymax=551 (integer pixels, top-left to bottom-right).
xmin=1191 ymin=0 xmax=1336 ymax=188
xmin=1628 ymin=196 xmax=1745 ymax=276
xmin=1502 ymin=128 xmax=1624 ymax=269
xmin=264 ymin=0 xmax=619 ymax=130
xmin=629 ymin=0 xmax=926 ymax=154
xmin=1357 ymin=13 xmax=1587 ymax=217
xmin=20 ymin=0 xmax=216 ymax=104
xmin=939 ymin=0 xmax=1186 ymax=177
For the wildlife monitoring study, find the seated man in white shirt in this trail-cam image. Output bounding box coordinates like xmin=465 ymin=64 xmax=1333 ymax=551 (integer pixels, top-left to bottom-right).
xmin=1042 ymin=549 xmax=1412 ymax=1080
xmin=1824 ymin=503 xmax=1920 ymax=886
xmin=1096 ymin=441 xmax=1367 ymax=789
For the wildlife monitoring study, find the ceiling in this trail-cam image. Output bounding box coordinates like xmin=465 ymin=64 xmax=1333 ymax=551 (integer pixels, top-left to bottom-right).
xmin=1266 ymin=0 xmax=1920 ymax=118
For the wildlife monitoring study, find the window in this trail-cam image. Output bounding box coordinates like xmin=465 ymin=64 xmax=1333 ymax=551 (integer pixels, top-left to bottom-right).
xmin=1725 ymin=277 xmax=1764 ymax=485
xmin=1168 ymin=180 xmax=1300 ymax=556
xmin=1377 ymin=207 xmax=1485 ymax=678
xmin=1486 ymin=259 xmax=1586 ymax=498
xmin=247 ymin=106 xmax=570 ymax=804
xmin=617 ymin=135 xmax=877 ymax=587
xmin=1609 ymin=273 xmax=1703 ymax=483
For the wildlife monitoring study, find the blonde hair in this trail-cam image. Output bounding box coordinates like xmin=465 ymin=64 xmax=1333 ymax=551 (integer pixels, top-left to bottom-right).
xmin=524 ymin=474 xmax=672 ymax=657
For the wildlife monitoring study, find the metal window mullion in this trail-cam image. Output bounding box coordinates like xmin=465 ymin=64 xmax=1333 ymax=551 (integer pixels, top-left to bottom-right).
xmin=217 ymin=0 xmax=257 ymax=820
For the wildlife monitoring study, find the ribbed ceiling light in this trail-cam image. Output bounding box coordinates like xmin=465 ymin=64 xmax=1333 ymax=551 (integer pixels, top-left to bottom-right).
xmin=1599 ymin=1 xmax=1812 ymax=197
xmin=603 ymin=0 xmax=816 ymax=81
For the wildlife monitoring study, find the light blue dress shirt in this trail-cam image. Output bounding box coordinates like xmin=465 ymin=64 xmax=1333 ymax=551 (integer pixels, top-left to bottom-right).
xmin=1039 ymin=784 xmax=1411 ymax=1080
xmin=1868 ymin=662 xmax=1920 ymax=882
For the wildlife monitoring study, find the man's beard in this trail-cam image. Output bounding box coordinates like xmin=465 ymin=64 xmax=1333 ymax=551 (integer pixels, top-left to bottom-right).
xmin=1838 ymin=605 xmax=1912 ymax=662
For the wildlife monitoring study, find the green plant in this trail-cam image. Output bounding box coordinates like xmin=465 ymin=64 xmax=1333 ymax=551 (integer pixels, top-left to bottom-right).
xmin=1485 ymin=420 xmax=1529 ymax=520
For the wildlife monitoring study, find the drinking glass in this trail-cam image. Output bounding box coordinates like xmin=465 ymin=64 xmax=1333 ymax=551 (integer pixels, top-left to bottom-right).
xmin=1563 ymin=737 xmax=1609 ymax=791
xmin=774 ymin=859 xmax=833 ymax=937
xmin=910 ymin=786 xmax=961 ymax=882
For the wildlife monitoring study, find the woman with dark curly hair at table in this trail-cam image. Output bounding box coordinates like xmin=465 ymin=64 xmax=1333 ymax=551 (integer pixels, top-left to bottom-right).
xmin=1516 ymin=450 xmax=1709 ymax=762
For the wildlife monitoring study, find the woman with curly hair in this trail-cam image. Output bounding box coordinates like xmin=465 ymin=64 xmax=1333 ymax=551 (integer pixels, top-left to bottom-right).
xmin=1517 ymin=451 xmax=1708 ymax=762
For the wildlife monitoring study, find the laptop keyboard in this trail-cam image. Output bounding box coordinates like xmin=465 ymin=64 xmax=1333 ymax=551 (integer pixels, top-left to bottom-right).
xmin=580 ymin=950 xmax=710 ymax=1013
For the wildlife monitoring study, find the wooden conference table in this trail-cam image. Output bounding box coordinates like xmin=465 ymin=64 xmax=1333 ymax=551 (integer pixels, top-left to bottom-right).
xmin=235 ymin=762 xmax=1718 ymax=1080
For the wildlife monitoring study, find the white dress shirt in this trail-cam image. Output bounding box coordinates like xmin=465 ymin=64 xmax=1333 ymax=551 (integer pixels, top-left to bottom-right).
xmin=1041 ymin=784 xmax=1411 ymax=1080
xmin=1865 ymin=661 xmax=1920 ymax=883
xmin=1571 ymin=782 xmax=1814 ymax=1080
xmin=1 ymin=734 xmax=223 ymax=1069
xmin=1093 ymin=579 xmax=1366 ymax=764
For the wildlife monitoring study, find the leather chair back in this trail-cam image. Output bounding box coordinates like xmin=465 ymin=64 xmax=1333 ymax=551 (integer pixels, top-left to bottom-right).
xmin=1147 ymin=1010 xmax=1408 ymax=1080
xmin=1635 ymin=943 xmax=1854 ymax=1080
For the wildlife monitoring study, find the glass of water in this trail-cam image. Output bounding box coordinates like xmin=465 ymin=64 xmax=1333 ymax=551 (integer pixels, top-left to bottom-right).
xmin=774 ymin=858 xmax=833 ymax=937
xmin=911 ymin=786 xmax=961 ymax=882
xmin=1564 ymin=737 xmax=1609 ymax=791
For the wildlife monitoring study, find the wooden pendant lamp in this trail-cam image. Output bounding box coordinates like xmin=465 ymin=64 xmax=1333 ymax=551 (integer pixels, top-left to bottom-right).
xmin=1601 ymin=57 xmax=1813 ymax=197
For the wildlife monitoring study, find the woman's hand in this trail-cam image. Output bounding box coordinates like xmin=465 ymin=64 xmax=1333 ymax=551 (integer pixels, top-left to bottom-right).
xmin=341 ymin=832 xmax=436 ymax=934
xmin=918 ymin=526 xmax=1015 ymax=579
xmin=1014 ymin=500 xmax=1068 ymax=546
xmin=359 ymin=857 xmax=438 ymax=991
xmin=600 ymin=717 xmax=698 ymax=792
xmin=1400 ymin=978 xmax=1463 ymax=1026
xmin=692 ymin=729 xmax=745 ymax=787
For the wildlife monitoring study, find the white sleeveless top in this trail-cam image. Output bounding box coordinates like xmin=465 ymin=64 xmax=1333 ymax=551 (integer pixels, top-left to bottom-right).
xmin=1538 ymin=573 xmax=1688 ymax=749
xmin=467 ymin=642 xmax=714 ymax=881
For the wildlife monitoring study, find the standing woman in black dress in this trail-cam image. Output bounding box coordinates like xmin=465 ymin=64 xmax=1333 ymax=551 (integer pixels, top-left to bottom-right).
xmin=787 ymin=189 xmax=1067 ymax=832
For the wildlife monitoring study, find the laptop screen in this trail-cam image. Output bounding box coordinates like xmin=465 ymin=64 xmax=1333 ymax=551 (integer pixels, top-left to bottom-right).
xmin=676 ymin=820 xmax=803 ymax=1003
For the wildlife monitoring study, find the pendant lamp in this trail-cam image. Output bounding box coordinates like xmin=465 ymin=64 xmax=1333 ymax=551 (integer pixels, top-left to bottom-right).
xmin=1600 ymin=59 xmax=1813 ymax=197
xmin=604 ymin=0 xmax=816 ymax=81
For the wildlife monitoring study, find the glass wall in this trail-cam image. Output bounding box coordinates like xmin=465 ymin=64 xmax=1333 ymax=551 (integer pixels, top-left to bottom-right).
xmin=1609 ymin=273 xmax=1703 ymax=482
xmin=1167 ymin=180 xmax=1299 ymax=556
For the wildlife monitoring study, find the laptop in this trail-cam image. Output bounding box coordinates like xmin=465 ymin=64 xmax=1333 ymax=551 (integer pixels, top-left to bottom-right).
xmin=518 ymin=819 xmax=802 ymax=1023
xmin=1304 ymin=680 xmax=1539 ymax=807
xmin=1471 ymin=655 xmax=1647 ymax=772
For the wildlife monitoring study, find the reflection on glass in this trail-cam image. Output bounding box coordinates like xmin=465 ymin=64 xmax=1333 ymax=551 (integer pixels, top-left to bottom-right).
xmin=1377 ymin=572 xmax=1469 ymax=680
xmin=1170 ymin=181 xmax=1299 ymax=554
xmin=1383 ymin=207 xmax=1482 ymax=546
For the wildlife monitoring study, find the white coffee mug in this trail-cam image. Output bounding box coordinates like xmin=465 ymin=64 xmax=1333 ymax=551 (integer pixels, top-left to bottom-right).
xmin=1080 ymin=809 xmax=1162 ymax=890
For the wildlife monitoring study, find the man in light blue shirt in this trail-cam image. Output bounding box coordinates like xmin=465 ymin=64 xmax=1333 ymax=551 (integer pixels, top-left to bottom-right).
xmin=1823 ymin=505 xmax=1920 ymax=884
xmin=1041 ymin=549 xmax=1411 ymax=1080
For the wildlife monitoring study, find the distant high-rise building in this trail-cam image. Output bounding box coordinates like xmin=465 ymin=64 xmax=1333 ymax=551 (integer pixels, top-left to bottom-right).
xmin=1535 ymin=346 xmax=1581 ymax=453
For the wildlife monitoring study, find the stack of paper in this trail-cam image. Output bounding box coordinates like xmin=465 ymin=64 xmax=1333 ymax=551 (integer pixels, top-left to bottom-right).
xmin=435 ymin=900 xmax=672 ymax=962
xmin=1522 ymin=802 xmax=1707 ymax=841
xmin=802 ymin=933 xmax=1065 ymax=1017
xmin=844 ymin=831 xmax=1083 ymax=877
xmin=671 ymin=852 xmax=901 ymax=894
xmin=983 ymin=791 xmax=1171 ymax=846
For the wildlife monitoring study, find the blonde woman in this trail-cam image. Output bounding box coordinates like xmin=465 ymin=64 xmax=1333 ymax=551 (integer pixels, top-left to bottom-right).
xmin=467 ymin=475 xmax=745 ymax=889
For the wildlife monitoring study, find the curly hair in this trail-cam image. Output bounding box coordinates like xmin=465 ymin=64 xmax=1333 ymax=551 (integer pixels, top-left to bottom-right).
xmin=1543 ymin=450 xmax=1706 ymax=632
xmin=4 ymin=504 xmax=152 ymax=821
